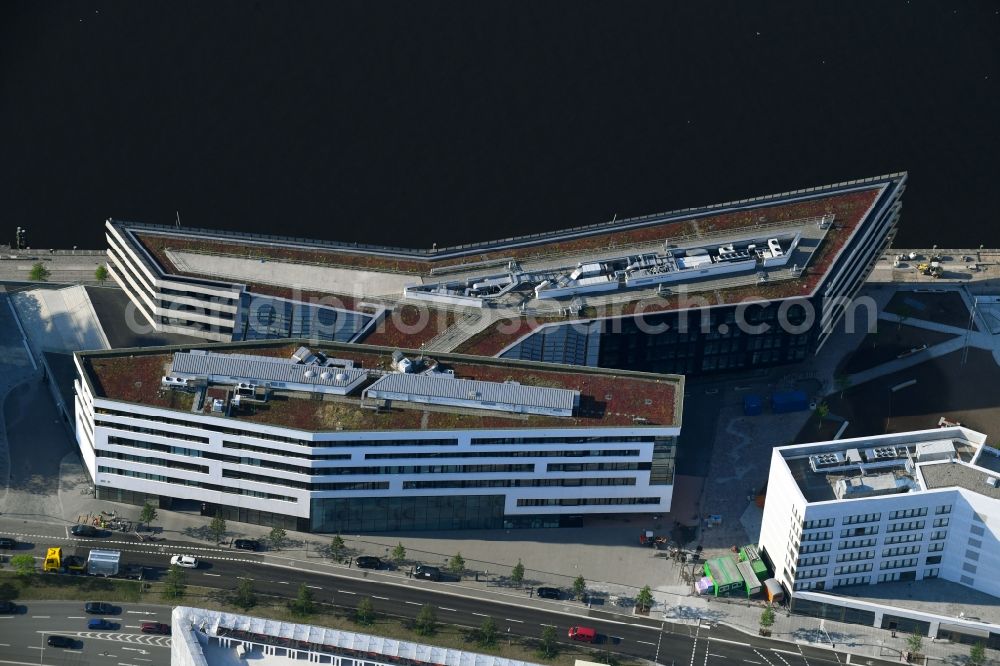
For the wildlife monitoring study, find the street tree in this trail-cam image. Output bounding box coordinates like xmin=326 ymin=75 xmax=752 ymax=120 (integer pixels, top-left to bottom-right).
xmin=269 ymin=527 xmax=288 ymax=551
xmin=448 ymin=552 xmax=465 ymax=576
xmin=539 ymin=626 xmax=559 ymax=659
xmin=209 ymin=511 xmax=227 ymax=544
xmin=906 ymin=631 xmax=924 ymax=657
xmin=572 ymin=575 xmax=587 ymax=600
xmin=9 ymin=554 xmax=35 ymax=577
xmin=355 ymin=597 xmax=375 ymax=626
xmin=330 ymin=534 xmax=345 ymax=561
xmin=29 ymin=262 xmax=49 ymax=282
xmin=834 ymin=374 xmax=852 ymax=399
xmin=969 ymin=642 xmax=986 ymax=666
xmin=815 ymin=402 xmax=830 ymax=430
xmin=414 ymin=604 xmax=437 ymax=636
xmin=139 ymin=502 xmax=158 ymax=529
xmin=759 ymin=605 xmax=775 ymax=634
xmin=477 ymin=616 xmax=498 ymax=648
xmin=163 ymin=565 xmax=187 ymax=599
xmin=636 ymin=585 xmax=654 ymax=613
xmin=94 ymin=264 xmax=109 ymax=284
xmin=234 ymin=578 xmax=256 ymax=610
xmin=391 ymin=542 xmax=406 ymax=566
xmin=511 ymin=560 xmax=525 ymax=586
xmin=289 ymin=583 xmax=315 ymax=616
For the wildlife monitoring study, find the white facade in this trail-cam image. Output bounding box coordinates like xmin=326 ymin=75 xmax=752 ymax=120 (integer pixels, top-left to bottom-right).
xmin=759 ymin=427 xmax=1000 ymax=634
xmin=106 ymin=220 xmax=242 ymax=341
xmin=74 ymin=350 xmax=679 ymax=532
xmin=171 ymin=605 xmax=542 ymax=666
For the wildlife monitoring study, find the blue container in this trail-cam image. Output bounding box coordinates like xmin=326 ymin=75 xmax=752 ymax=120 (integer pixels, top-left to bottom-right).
xmin=743 ymin=395 xmax=763 ymax=416
xmin=771 ymin=390 xmax=809 ymax=414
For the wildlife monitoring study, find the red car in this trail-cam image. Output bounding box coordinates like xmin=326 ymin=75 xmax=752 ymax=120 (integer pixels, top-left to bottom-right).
xmin=140 ymin=622 xmax=171 ymax=635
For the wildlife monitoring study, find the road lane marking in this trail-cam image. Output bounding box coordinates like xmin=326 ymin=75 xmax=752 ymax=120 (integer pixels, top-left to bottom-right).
xmin=277 ymin=581 xmax=289 ymax=584
xmin=0 ymin=643 xmax=8 ymax=647
xmin=441 ymin=607 xmax=456 ymax=612
xmin=372 ymin=596 xmax=389 ymax=600
xmin=67 ymin=616 xmax=85 ymax=619
xmin=32 ymin=616 xmax=50 ymax=619
xmin=797 ymin=645 xmax=812 ymax=666
xmin=306 ymin=585 xmax=322 ymax=589
xmin=638 ymin=640 xmax=656 ymax=645
xmin=504 ymin=618 xmax=523 ymax=623
xmin=472 ymin=612 xmax=488 ymax=617
xmin=708 ymin=654 xmax=727 ymax=658
xmin=337 ymin=590 xmax=356 ymax=595
xmin=28 ymin=647 xmax=43 ymax=650
xmin=126 ymin=625 xmax=139 ymax=628
xmin=540 ymin=623 xmax=555 ymax=628
xmin=203 ymin=573 xmax=221 ymax=577
xmin=754 ymin=650 xmax=777 ymax=666
xmin=743 ymin=661 xmax=761 ymax=664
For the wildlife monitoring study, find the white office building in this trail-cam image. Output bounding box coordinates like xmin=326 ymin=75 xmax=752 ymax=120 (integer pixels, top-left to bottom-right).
xmin=759 ymin=427 xmax=1000 ymax=645
xmin=171 ymin=605 xmax=542 ymax=666
xmin=75 ymin=340 xmax=682 ymax=533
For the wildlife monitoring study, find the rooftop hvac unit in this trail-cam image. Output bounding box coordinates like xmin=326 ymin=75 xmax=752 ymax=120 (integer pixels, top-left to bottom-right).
xmin=211 ymin=399 xmax=225 ymax=413
xmin=986 ymin=476 xmax=1000 ymax=488
xmin=809 ymin=452 xmax=846 ymax=469
xmin=335 ymin=372 xmax=348 ymax=382
xmin=304 ymin=370 xmax=316 ymax=378
xmin=864 ymin=446 xmax=906 ymax=461
xmin=320 ymin=371 xmax=332 ymax=380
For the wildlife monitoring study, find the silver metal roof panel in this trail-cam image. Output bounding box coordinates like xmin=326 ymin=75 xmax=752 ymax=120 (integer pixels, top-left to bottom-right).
xmin=364 ymin=372 xmax=578 ymax=414
xmin=171 ymin=351 xmax=367 ymax=390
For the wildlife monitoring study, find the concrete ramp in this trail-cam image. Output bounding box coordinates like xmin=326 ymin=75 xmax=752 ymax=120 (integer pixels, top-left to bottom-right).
xmin=12 ymin=285 xmax=110 ymax=353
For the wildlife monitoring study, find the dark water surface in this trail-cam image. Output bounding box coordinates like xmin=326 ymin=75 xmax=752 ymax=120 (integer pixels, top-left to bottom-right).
xmin=2 ymin=1 xmax=997 ymax=250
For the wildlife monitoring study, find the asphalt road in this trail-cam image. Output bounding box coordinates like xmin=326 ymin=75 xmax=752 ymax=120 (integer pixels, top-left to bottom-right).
xmin=0 ymin=599 xmax=171 ymax=666
xmin=0 ymin=528 xmax=904 ymax=666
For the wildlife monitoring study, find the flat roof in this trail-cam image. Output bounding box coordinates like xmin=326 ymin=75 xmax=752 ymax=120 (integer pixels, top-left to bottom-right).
xmin=779 ymin=430 xmax=985 ymax=503
xmin=920 ymin=460 xmax=1000 ymax=500
xmin=78 ymin=339 xmax=683 ymax=432
xmin=108 ymin=174 xmax=905 ymax=354
xmin=173 ymin=606 xmax=542 ymax=666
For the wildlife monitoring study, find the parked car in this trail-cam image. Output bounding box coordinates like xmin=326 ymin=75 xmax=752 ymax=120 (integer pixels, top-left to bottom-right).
xmin=536 ymin=587 xmax=561 ymax=600
xmin=47 ymin=635 xmax=77 ymax=648
xmin=567 ymin=626 xmax=597 ymax=643
xmin=414 ymin=565 xmax=441 ymax=581
xmin=170 ymin=554 xmax=199 ymax=568
xmin=355 ymin=556 xmax=382 ymax=570
xmin=84 ymin=601 xmax=116 ymax=615
xmin=71 ymin=524 xmax=105 ymax=538
xmin=88 ymin=618 xmax=117 ymax=630
xmin=234 ymin=539 xmax=262 ymax=551
xmin=0 ymin=600 xmax=18 ymax=614
xmin=0 ymin=537 xmax=17 ymax=549
xmin=140 ymin=622 xmax=171 ymax=635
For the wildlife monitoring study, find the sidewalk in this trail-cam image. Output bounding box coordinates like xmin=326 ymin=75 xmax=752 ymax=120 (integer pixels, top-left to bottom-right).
xmin=46 ymin=466 xmax=992 ymax=666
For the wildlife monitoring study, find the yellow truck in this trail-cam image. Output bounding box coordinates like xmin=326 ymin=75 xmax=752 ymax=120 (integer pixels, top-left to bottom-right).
xmin=43 ymin=547 xmax=62 ymax=572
